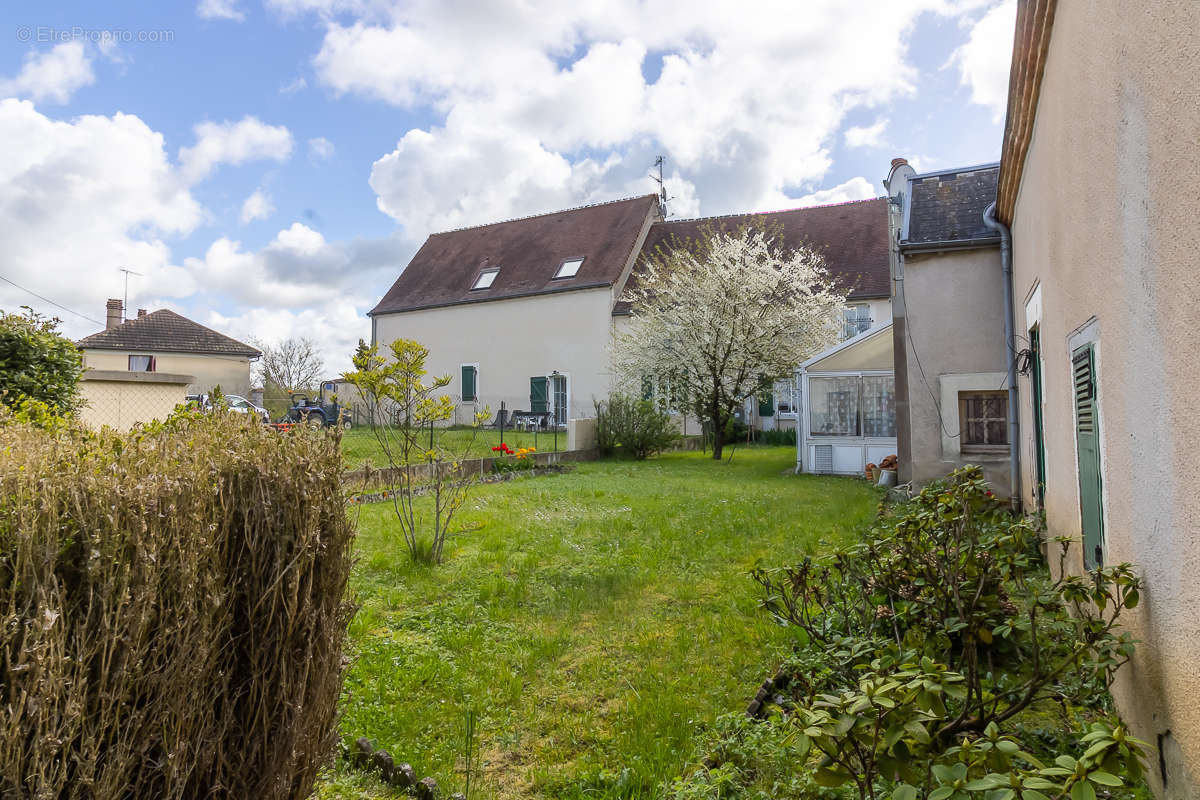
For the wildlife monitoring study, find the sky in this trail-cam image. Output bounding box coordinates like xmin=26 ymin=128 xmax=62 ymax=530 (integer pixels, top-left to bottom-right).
xmin=0 ymin=0 xmax=1015 ymax=376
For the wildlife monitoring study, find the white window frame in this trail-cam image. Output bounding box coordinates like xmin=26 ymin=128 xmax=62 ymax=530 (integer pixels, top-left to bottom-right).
xmin=472 ymin=268 xmax=499 ymax=290
xmin=547 ymin=371 xmax=570 ymax=427
xmin=774 ymin=377 xmax=798 ymax=418
xmin=554 ymin=257 xmax=584 ymax=279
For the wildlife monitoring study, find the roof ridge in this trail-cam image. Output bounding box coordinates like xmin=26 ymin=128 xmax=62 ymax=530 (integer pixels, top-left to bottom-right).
xmin=658 ymin=196 xmax=884 ymax=226
xmin=430 ymin=194 xmax=659 ymax=236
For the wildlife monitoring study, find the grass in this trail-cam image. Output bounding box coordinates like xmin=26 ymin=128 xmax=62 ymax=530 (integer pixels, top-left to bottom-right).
xmin=342 ymin=426 xmax=567 ymax=469
xmin=318 ymin=447 xmax=879 ymax=799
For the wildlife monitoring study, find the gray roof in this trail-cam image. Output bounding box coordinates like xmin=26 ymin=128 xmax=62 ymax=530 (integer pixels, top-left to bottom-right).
xmin=903 ymin=164 xmax=1001 ymax=248
xmin=77 ymin=310 xmax=261 ymax=357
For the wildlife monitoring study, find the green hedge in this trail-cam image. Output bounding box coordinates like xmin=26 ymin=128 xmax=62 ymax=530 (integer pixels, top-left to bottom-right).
xmin=0 ymin=411 xmax=356 ymax=799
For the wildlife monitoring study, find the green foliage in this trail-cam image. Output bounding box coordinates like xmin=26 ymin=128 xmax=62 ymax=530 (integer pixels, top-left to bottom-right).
xmin=343 ymin=338 xmax=490 ymax=564
xmin=0 ymin=412 xmax=356 ymax=799
xmin=0 ymin=308 xmax=83 ymax=418
xmin=755 ymin=428 xmax=796 ymax=447
xmin=594 ymin=392 xmax=680 ymax=459
xmin=675 ymin=466 xmax=1149 ymax=800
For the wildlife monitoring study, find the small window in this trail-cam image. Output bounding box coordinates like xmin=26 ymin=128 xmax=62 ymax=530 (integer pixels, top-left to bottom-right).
xmin=461 ymin=365 xmax=478 ymax=402
xmin=128 ymin=355 xmax=156 ymax=372
xmin=554 ymin=258 xmax=584 ymax=279
xmin=959 ymin=391 xmax=1008 ymax=452
xmin=842 ymin=304 xmax=872 ymax=339
xmin=472 ymin=268 xmax=499 ymax=290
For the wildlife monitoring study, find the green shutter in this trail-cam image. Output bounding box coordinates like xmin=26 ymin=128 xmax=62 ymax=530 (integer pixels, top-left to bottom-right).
xmin=758 ymin=391 xmax=775 ymax=417
xmin=1073 ymin=345 xmax=1104 ymax=567
xmin=1030 ymin=328 xmax=1047 ymax=506
xmin=641 ymin=376 xmax=654 ymax=401
xmin=461 ymin=366 xmax=477 ymax=402
xmin=530 ymin=376 xmax=549 ymax=413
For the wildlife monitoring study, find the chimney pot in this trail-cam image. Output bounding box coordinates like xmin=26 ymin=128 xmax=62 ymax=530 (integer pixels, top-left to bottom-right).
xmin=891 ymin=157 xmax=909 ymax=169
xmin=137 ymin=309 xmax=147 ymax=318
xmin=105 ymin=299 xmax=123 ymax=330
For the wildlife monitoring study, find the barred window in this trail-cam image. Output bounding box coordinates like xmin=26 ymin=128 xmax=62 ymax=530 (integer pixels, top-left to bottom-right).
xmin=959 ymin=391 xmax=1007 ymax=452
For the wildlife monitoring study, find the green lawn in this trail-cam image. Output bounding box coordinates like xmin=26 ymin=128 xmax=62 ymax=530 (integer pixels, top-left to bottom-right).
xmin=341 ymin=426 xmax=567 ymax=469
xmin=318 ymin=448 xmax=878 ymax=800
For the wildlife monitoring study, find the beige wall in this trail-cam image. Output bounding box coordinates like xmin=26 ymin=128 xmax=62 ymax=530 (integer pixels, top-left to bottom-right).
xmin=373 ymin=288 xmax=618 ymax=424
xmin=902 ymin=247 xmax=1011 ymax=492
xmin=82 ymin=350 xmax=253 ymax=396
xmin=78 ymin=378 xmax=189 ymax=430
xmin=1008 ymin=2 xmax=1200 ymax=795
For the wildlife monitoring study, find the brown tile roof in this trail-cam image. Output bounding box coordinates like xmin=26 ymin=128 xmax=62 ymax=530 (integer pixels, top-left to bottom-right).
xmin=627 ymin=197 xmax=890 ymax=305
xmin=371 ymin=195 xmax=660 ymax=315
xmin=77 ymin=309 xmax=261 ymax=357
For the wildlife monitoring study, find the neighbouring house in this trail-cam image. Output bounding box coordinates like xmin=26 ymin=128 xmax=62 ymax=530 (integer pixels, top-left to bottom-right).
xmin=795 ymin=323 xmax=896 ymax=476
xmin=77 ymin=369 xmax=196 ymax=431
xmin=996 ymin=1 xmax=1200 ymax=796
xmin=370 ymin=195 xmax=891 ymax=431
xmin=77 ymin=300 xmax=261 ymax=401
xmin=629 ymin=199 xmax=892 ymax=434
xmin=884 ymin=160 xmax=1012 ymax=494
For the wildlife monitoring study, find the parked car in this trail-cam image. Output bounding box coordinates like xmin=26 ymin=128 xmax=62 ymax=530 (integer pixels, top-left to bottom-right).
xmin=185 ymin=393 xmax=270 ymax=423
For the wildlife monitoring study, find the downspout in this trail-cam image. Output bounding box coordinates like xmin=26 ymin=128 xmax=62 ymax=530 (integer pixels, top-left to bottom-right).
xmin=983 ymin=202 xmax=1021 ymax=511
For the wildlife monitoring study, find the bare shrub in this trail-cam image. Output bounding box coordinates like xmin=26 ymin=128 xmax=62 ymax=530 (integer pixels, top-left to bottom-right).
xmin=0 ymin=410 xmax=356 ymax=799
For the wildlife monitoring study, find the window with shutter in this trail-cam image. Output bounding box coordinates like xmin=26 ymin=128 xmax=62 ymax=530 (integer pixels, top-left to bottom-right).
xmin=530 ymin=376 xmax=549 ymax=413
xmin=461 ymin=365 xmax=477 ymax=402
xmin=1073 ymin=344 xmax=1105 ymax=567
xmin=959 ymin=390 xmax=1008 ymax=453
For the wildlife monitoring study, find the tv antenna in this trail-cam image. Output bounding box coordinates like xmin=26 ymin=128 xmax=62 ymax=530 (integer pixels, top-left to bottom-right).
xmin=119 ymin=268 xmax=142 ymax=321
xmin=649 ymin=155 xmax=674 ymax=218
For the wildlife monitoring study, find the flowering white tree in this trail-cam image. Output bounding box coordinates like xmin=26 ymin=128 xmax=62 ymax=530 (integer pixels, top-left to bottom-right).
xmin=612 ymin=226 xmax=848 ymax=459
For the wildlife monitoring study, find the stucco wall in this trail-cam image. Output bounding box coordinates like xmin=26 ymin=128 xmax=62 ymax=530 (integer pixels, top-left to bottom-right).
xmin=78 ymin=377 xmax=190 ymax=430
xmin=901 ymin=247 xmax=1010 ymax=493
xmin=1008 ymin=2 xmax=1200 ymax=795
xmin=373 ymin=288 xmax=618 ymax=424
xmin=82 ymin=350 xmax=253 ymax=396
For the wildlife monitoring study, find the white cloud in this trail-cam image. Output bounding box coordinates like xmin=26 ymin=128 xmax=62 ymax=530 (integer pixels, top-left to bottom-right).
xmin=302 ymin=0 xmax=983 ymax=233
xmin=308 ymin=136 xmax=335 ymax=160
xmin=207 ymin=301 xmax=369 ymax=378
xmin=240 ymin=188 xmax=274 ymax=223
xmin=844 ymin=118 xmax=888 ymax=149
xmin=178 ymin=116 xmax=293 ymax=183
xmin=795 ymin=177 xmax=879 ymax=207
xmin=280 ymin=76 xmax=308 ymax=94
xmin=952 ymin=0 xmax=1016 ymax=121
xmin=197 ymin=0 xmax=246 ymax=21
xmin=0 ymin=42 xmax=95 ymax=105
xmin=0 ymin=99 xmax=202 ymax=338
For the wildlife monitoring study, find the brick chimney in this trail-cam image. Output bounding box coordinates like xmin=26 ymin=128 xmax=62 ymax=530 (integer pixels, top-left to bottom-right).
xmin=137 ymin=308 xmax=147 ymax=318
xmin=106 ymin=299 xmax=123 ymax=330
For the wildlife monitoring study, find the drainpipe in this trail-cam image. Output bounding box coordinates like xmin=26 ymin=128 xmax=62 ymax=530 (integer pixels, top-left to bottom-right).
xmin=983 ymin=202 xmax=1021 ymax=511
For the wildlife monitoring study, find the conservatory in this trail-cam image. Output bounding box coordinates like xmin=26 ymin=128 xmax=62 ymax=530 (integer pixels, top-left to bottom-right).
xmin=796 ymin=324 xmax=897 ymax=475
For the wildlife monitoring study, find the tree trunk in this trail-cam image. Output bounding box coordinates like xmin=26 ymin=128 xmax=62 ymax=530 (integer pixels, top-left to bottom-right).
xmin=710 ymin=397 xmax=725 ymax=460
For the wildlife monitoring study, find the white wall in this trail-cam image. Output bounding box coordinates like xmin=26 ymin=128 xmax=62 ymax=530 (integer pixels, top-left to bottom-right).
xmin=373 ymin=288 xmax=617 ymax=424
xmin=82 ymin=350 xmax=253 ymax=396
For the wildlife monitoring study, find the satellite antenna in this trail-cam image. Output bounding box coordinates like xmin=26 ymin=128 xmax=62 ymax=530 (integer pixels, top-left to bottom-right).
xmin=119 ymin=268 xmax=142 ymax=321
xmin=649 ymin=155 xmax=674 ymax=218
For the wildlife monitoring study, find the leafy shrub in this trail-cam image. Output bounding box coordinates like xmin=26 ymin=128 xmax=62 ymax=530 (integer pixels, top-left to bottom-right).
xmin=756 ymin=428 xmax=796 ymax=446
xmin=674 ymin=467 xmax=1148 ymax=800
xmin=0 ymin=309 xmax=83 ymax=417
xmin=595 ymin=392 xmax=680 ymax=459
xmin=0 ymin=410 xmax=356 ymax=799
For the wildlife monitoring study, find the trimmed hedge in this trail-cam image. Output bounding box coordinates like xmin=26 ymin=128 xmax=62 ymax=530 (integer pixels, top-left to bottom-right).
xmin=0 ymin=411 xmax=356 ymax=799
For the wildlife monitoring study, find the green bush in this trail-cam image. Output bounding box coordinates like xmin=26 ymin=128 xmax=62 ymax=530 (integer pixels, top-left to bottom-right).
xmin=756 ymin=428 xmax=796 ymax=446
xmin=671 ymin=467 xmax=1149 ymax=800
xmin=0 ymin=309 xmax=83 ymax=417
xmin=595 ymin=392 xmax=680 ymax=459
xmin=0 ymin=410 xmax=356 ymax=799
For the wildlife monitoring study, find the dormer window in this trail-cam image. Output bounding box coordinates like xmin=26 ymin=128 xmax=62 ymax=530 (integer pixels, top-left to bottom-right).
xmin=472 ymin=268 xmax=499 ymax=290
xmin=554 ymin=258 xmax=584 ymax=279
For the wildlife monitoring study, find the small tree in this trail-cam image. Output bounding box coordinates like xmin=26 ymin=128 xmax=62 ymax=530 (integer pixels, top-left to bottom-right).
xmin=612 ymin=226 xmax=846 ymax=459
xmin=343 ymin=338 xmax=488 ymax=564
xmin=0 ymin=308 xmax=83 ymax=417
xmin=253 ymin=336 xmax=325 ymax=393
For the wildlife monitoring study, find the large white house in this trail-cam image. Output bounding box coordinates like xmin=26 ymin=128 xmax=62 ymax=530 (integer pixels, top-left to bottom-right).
xmin=369 ymin=194 xmax=891 ymax=428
